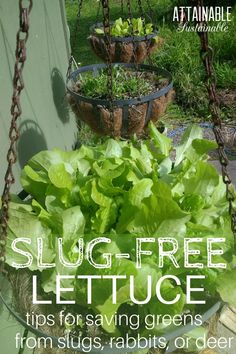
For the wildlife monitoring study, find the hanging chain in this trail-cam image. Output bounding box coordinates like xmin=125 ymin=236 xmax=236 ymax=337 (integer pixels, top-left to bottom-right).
xmin=0 ymin=0 xmax=33 ymax=277
xmin=136 ymin=0 xmax=153 ymax=65
xmin=67 ymin=0 xmax=83 ymax=79
xmin=196 ymin=0 xmax=236 ymax=249
xmin=101 ymin=0 xmax=113 ymax=102
xmin=127 ymin=0 xmax=139 ymax=69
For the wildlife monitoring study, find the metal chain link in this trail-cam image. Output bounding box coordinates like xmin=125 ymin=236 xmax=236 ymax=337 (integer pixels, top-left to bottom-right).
xmin=0 ymin=0 xmax=33 ymax=276
xmin=101 ymin=0 xmax=116 ymax=135
xmin=136 ymin=0 xmax=153 ymax=65
xmin=127 ymin=0 xmax=139 ymax=69
xmin=101 ymin=0 xmax=114 ymax=103
xmin=196 ymin=0 xmax=236 ymax=249
xmin=67 ymin=0 xmax=83 ymax=79
xmin=127 ymin=0 xmax=141 ymax=102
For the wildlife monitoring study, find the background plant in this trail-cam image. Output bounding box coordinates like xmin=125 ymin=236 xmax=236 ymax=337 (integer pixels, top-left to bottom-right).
xmin=65 ymin=0 xmax=236 ymax=143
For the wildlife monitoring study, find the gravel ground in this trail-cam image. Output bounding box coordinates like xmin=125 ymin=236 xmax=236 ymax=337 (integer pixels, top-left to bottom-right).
xmin=167 ymin=123 xmax=236 ymax=161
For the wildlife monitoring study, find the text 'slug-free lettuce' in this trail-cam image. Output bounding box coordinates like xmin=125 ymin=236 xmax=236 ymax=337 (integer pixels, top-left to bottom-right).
xmin=5 ymin=123 xmax=236 ymax=344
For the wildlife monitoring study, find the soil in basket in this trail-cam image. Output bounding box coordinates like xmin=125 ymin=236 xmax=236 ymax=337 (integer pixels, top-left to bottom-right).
xmin=68 ymin=66 xmax=174 ymax=137
xmin=72 ymin=67 xmax=169 ymax=101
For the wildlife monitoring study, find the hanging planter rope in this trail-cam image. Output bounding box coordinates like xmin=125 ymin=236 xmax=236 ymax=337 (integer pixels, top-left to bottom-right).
xmin=67 ymin=63 xmax=174 ymax=137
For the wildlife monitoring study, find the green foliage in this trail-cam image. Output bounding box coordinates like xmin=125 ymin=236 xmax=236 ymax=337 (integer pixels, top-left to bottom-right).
xmin=65 ymin=1 xmax=236 ymax=125
xmin=153 ymin=8 xmax=236 ymax=117
xmin=211 ymin=9 xmax=236 ymax=63
xmin=217 ymin=269 xmax=236 ymax=307
xmin=215 ymin=62 xmax=236 ymax=89
xmin=65 ymin=0 xmax=123 ymax=65
xmin=7 ymin=124 xmax=235 ymax=335
xmin=95 ymin=17 xmax=155 ymax=37
xmin=77 ymin=66 xmax=154 ymax=99
xmin=152 ymin=27 xmax=209 ymax=116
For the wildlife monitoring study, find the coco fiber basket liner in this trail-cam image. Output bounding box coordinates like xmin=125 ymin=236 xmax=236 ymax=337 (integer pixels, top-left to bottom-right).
xmin=67 ymin=63 xmax=174 ymax=138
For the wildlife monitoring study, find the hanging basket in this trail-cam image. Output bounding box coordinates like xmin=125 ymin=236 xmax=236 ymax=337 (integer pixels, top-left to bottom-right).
xmin=67 ymin=63 xmax=174 ymax=138
xmin=88 ymin=22 xmax=159 ymax=64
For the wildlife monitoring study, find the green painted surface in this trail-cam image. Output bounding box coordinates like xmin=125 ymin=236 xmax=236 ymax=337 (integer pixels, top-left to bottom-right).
xmin=0 ymin=0 xmax=77 ymax=193
xmin=0 ymin=1 xmax=76 ymax=353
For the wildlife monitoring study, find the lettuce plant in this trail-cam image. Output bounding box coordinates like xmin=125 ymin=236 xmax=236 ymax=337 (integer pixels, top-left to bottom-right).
xmin=5 ymin=124 xmax=236 ymax=344
xmin=95 ymin=17 xmax=156 ymax=38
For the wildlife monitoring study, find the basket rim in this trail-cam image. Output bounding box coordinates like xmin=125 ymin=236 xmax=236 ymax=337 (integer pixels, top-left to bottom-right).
xmin=66 ymin=63 xmax=173 ymax=108
xmin=0 ymin=185 xmax=222 ymax=353
xmin=89 ymin=21 xmax=159 ymax=43
xmin=0 ymin=288 xmax=222 ymax=354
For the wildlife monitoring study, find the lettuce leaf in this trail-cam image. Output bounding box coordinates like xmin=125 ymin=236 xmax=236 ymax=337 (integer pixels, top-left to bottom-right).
xmin=6 ymin=123 xmax=235 ymax=335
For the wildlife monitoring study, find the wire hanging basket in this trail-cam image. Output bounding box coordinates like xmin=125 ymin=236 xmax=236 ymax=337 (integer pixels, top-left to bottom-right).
xmin=65 ymin=0 xmax=175 ymax=137
xmin=67 ymin=63 xmax=174 ymax=137
xmin=88 ymin=22 xmax=160 ymax=64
